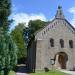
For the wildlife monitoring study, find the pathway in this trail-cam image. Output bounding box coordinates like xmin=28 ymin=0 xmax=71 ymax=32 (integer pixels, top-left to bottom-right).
xmin=16 ymin=64 xmax=30 ymax=75
xmin=60 ymin=69 xmax=75 ymax=75
xmin=16 ymin=73 xmax=30 ymax=75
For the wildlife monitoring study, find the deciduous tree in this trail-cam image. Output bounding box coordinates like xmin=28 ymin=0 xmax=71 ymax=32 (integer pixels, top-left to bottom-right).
xmin=24 ymin=20 xmax=50 ymax=47
xmin=11 ymin=23 xmax=27 ymax=61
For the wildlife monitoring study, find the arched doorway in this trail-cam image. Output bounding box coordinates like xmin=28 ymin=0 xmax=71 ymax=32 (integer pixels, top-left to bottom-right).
xmin=54 ymin=52 xmax=68 ymax=69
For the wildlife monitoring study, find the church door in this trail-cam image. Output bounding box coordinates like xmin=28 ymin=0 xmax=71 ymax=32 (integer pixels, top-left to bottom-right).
xmin=55 ymin=52 xmax=68 ymax=69
xmin=58 ymin=54 xmax=66 ymax=69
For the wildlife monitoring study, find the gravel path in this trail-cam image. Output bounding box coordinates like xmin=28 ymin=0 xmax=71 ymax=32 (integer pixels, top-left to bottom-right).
xmin=60 ymin=70 xmax=75 ymax=75
xmin=16 ymin=73 xmax=30 ymax=75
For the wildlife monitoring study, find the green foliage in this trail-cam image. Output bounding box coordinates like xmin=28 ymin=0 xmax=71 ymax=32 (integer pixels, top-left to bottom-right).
xmin=8 ymin=71 xmax=15 ymax=75
xmin=0 ymin=0 xmax=18 ymax=75
xmin=11 ymin=20 xmax=49 ymax=62
xmin=0 ymin=28 xmax=18 ymax=75
xmin=0 ymin=0 xmax=11 ymax=31
xmin=24 ymin=20 xmax=49 ymax=47
xmin=11 ymin=23 xmax=27 ymax=59
xmin=28 ymin=20 xmax=48 ymax=38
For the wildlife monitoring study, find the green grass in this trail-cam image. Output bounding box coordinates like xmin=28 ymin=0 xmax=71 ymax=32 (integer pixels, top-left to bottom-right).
xmin=8 ymin=71 xmax=16 ymax=75
xmin=31 ymin=70 xmax=70 ymax=75
xmin=7 ymin=70 xmax=70 ymax=75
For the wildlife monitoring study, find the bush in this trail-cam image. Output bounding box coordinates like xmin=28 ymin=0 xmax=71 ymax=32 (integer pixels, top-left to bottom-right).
xmin=44 ymin=67 xmax=49 ymax=72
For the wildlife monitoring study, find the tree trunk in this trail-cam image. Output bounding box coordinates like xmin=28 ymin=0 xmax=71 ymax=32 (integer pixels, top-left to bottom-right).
xmin=4 ymin=68 xmax=9 ymax=75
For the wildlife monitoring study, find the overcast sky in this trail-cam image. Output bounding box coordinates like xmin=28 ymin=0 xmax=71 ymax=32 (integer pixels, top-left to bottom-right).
xmin=10 ymin=0 xmax=75 ymax=30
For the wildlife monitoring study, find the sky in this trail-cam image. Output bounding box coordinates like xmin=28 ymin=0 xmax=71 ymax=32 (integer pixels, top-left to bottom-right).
xmin=10 ymin=0 xmax=75 ymax=30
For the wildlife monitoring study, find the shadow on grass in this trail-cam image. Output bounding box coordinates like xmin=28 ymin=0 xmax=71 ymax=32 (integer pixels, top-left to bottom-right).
xmin=15 ymin=64 xmax=30 ymax=73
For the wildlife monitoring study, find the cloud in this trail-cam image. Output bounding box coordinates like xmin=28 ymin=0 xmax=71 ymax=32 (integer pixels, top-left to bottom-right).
xmin=12 ymin=13 xmax=47 ymax=26
xmin=10 ymin=13 xmax=47 ymax=30
xmin=68 ymin=7 xmax=75 ymax=28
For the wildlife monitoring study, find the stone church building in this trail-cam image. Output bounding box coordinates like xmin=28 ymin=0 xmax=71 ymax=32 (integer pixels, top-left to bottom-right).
xmin=27 ymin=6 xmax=75 ymax=72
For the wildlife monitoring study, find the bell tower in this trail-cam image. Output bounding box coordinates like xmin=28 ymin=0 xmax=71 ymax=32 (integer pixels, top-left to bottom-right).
xmin=55 ymin=6 xmax=65 ymax=19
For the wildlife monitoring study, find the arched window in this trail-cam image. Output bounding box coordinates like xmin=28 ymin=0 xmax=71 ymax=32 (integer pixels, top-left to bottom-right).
xmin=60 ymin=39 xmax=64 ymax=48
xmin=44 ymin=31 xmax=45 ymax=34
xmin=69 ymin=40 xmax=73 ymax=48
xmin=52 ymin=25 xmax=53 ymax=28
xmin=48 ymin=28 xmax=49 ymax=31
xmin=50 ymin=38 xmax=54 ymax=47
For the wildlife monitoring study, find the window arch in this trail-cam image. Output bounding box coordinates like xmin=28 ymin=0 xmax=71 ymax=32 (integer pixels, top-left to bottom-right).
xmin=69 ymin=40 xmax=73 ymax=48
xmin=44 ymin=31 xmax=45 ymax=34
xmin=60 ymin=39 xmax=64 ymax=48
xmin=52 ymin=25 xmax=53 ymax=28
xmin=50 ymin=38 xmax=54 ymax=47
xmin=48 ymin=28 xmax=49 ymax=31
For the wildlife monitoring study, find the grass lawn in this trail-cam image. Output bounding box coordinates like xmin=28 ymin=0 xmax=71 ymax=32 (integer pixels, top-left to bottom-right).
xmin=8 ymin=71 xmax=16 ymax=75
xmin=7 ymin=70 xmax=70 ymax=75
xmin=31 ymin=70 xmax=70 ymax=75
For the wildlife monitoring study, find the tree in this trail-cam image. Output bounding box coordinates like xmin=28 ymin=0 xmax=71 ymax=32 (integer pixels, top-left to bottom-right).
xmin=24 ymin=20 xmax=50 ymax=47
xmin=0 ymin=0 xmax=11 ymax=31
xmin=28 ymin=20 xmax=47 ymax=37
xmin=0 ymin=28 xmax=18 ymax=75
xmin=0 ymin=0 xmax=18 ymax=75
xmin=11 ymin=23 xmax=27 ymax=61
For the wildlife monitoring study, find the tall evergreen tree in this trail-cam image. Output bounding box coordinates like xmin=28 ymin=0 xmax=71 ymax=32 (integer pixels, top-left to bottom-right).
xmin=0 ymin=0 xmax=18 ymax=75
xmin=0 ymin=28 xmax=18 ymax=75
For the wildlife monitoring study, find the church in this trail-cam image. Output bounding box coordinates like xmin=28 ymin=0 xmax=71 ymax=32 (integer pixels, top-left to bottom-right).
xmin=27 ymin=6 xmax=75 ymax=72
